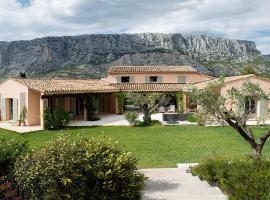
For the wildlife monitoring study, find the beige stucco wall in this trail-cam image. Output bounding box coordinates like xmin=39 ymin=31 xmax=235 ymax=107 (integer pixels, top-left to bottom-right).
xmin=107 ymin=73 xmax=212 ymax=83
xmin=0 ymin=80 xmax=28 ymax=102
xmin=220 ymin=76 xmax=270 ymax=118
xmin=0 ymin=80 xmax=42 ymax=126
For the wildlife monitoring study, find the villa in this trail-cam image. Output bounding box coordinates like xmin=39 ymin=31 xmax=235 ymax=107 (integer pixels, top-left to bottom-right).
xmin=0 ymin=65 xmax=269 ymax=129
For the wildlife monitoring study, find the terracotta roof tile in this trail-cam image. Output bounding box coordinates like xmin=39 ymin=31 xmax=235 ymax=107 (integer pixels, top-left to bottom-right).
xmin=195 ymin=74 xmax=264 ymax=88
xmin=12 ymin=78 xmax=119 ymax=95
xmin=112 ymin=83 xmax=186 ymax=92
xmin=108 ymin=65 xmax=197 ymax=74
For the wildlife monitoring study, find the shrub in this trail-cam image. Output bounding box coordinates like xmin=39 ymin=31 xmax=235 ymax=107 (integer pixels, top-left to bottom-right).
xmin=124 ymin=111 xmax=139 ymax=126
xmin=0 ymin=176 xmax=22 ymax=200
xmin=192 ymin=157 xmax=270 ymax=200
xmin=114 ymin=92 xmax=126 ymax=114
xmin=186 ymin=114 xmax=196 ymax=122
xmin=19 ymin=106 xmax=27 ymax=126
xmin=193 ymin=111 xmax=207 ymax=126
xmin=43 ymin=108 xmax=70 ymax=130
xmin=86 ymin=94 xmax=99 ymax=121
xmin=0 ymin=138 xmax=27 ymax=200
xmin=0 ymin=138 xmax=28 ymax=176
xmin=15 ymin=135 xmax=146 ymax=200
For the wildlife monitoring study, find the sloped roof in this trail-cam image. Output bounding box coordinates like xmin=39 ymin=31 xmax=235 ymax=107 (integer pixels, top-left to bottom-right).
xmin=11 ymin=78 xmax=119 ymax=95
xmin=112 ymin=83 xmax=186 ymax=92
xmin=195 ymin=74 xmax=269 ymax=89
xmin=108 ymin=65 xmax=197 ymax=74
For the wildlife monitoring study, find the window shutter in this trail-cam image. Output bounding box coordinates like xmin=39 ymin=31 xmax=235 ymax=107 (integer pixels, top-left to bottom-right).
xmin=13 ymin=99 xmax=18 ymax=121
xmin=1 ymin=98 xmax=6 ymax=120
xmin=157 ymin=76 xmax=163 ymax=83
xmin=130 ymin=76 xmax=135 ymax=83
xmin=116 ymin=76 xmax=121 ymax=83
xmin=145 ymin=76 xmax=150 ymax=83
xmin=257 ymin=97 xmax=268 ymax=119
xmin=178 ymin=76 xmax=186 ymax=83
xmin=20 ymin=92 xmax=26 ymax=112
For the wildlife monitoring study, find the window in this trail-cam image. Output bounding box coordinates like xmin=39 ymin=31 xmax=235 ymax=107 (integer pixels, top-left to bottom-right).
xmin=245 ymin=97 xmax=256 ymax=113
xmin=150 ymin=76 xmax=158 ymax=83
xmin=121 ymin=76 xmax=130 ymax=83
xmin=178 ymin=76 xmax=186 ymax=83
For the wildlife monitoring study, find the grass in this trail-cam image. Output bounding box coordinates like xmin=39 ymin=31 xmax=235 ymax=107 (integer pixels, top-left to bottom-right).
xmin=0 ymin=125 xmax=270 ymax=168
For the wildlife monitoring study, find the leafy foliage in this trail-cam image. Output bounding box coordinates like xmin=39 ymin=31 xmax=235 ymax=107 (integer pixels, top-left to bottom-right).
xmin=124 ymin=111 xmax=139 ymax=126
xmin=126 ymin=92 xmax=169 ymax=125
xmin=15 ymin=135 xmax=145 ymax=200
xmin=43 ymin=108 xmax=70 ymax=130
xmin=19 ymin=106 xmax=27 ymax=125
xmin=0 ymin=138 xmax=28 ymax=176
xmin=19 ymin=72 xmax=26 ymax=78
xmin=172 ymin=92 xmax=184 ymax=113
xmin=0 ymin=176 xmax=22 ymax=200
xmin=0 ymin=138 xmax=27 ymax=200
xmin=192 ymin=157 xmax=270 ymax=200
xmin=114 ymin=92 xmax=126 ymax=114
xmin=189 ymin=78 xmax=270 ymax=156
xmin=86 ymin=94 xmax=100 ymax=121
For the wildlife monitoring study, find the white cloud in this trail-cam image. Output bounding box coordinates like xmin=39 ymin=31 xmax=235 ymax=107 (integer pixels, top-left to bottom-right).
xmin=0 ymin=0 xmax=269 ymax=53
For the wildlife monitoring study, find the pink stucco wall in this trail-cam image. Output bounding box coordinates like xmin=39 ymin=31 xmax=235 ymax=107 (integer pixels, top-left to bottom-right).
xmin=0 ymin=80 xmax=41 ymax=126
xmin=27 ymin=89 xmax=41 ymax=125
xmin=107 ymin=73 xmax=212 ymax=83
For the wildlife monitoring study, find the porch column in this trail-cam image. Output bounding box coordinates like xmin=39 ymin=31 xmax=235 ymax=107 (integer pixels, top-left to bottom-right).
xmin=183 ymin=93 xmax=187 ymax=113
xmin=40 ymin=98 xmax=48 ymax=129
xmin=115 ymin=96 xmax=120 ymax=115
xmin=83 ymin=97 xmax=87 ymax=121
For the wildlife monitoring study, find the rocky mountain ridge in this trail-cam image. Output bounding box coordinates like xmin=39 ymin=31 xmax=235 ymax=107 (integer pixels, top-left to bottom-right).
xmin=0 ymin=33 xmax=269 ymax=79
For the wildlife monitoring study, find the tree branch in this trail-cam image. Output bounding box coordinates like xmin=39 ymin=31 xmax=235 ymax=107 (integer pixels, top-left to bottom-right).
xmin=259 ymin=130 xmax=270 ymax=147
xmin=224 ymin=112 xmax=257 ymax=148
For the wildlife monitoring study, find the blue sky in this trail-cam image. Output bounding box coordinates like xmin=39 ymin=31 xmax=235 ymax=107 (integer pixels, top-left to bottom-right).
xmin=17 ymin=0 xmax=29 ymax=6
xmin=1 ymin=0 xmax=269 ymax=54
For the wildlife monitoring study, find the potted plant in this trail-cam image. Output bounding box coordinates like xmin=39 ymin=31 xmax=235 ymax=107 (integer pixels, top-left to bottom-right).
xmin=19 ymin=106 xmax=27 ymax=126
xmin=16 ymin=119 xmax=21 ymax=126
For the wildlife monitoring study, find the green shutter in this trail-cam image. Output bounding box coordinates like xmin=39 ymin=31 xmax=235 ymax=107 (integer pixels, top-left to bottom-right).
xmin=157 ymin=76 xmax=163 ymax=83
xmin=258 ymin=97 xmax=268 ymax=120
xmin=20 ymin=92 xmax=26 ymax=112
xmin=145 ymin=76 xmax=150 ymax=83
xmin=116 ymin=76 xmax=121 ymax=83
xmin=13 ymin=99 xmax=18 ymax=121
xmin=130 ymin=76 xmax=135 ymax=83
xmin=178 ymin=76 xmax=186 ymax=83
xmin=1 ymin=98 xmax=6 ymax=120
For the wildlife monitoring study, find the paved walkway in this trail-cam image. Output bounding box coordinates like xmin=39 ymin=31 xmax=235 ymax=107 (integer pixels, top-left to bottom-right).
xmin=141 ymin=164 xmax=227 ymax=200
xmin=68 ymin=114 xmax=130 ymax=126
xmin=68 ymin=113 xmax=196 ymax=127
xmin=0 ymin=121 xmax=43 ymax=133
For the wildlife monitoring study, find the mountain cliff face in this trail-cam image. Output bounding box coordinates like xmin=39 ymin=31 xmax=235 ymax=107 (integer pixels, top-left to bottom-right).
xmin=265 ymin=55 xmax=270 ymax=61
xmin=0 ymin=33 xmax=269 ymax=79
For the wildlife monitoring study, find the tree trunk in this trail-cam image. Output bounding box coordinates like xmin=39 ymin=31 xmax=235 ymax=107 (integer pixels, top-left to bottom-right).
xmin=252 ymin=144 xmax=262 ymax=157
xmin=225 ymin=116 xmax=270 ymax=158
xmin=142 ymin=107 xmax=152 ymax=125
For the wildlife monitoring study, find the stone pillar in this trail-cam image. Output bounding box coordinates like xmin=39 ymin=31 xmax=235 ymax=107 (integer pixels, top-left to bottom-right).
xmin=40 ymin=98 xmax=48 ymax=129
xmin=83 ymin=97 xmax=87 ymax=121
xmin=183 ymin=93 xmax=187 ymax=113
xmin=114 ymin=96 xmax=119 ymax=115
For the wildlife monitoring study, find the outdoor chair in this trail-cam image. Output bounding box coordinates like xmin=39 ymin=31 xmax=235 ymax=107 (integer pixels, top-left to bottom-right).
xmin=167 ymin=105 xmax=176 ymax=113
xmin=159 ymin=106 xmax=166 ymax=113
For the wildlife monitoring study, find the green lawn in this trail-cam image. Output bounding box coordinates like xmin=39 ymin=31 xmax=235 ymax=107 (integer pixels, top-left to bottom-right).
xmin=1 ymin=125 xmax=270 ymax=168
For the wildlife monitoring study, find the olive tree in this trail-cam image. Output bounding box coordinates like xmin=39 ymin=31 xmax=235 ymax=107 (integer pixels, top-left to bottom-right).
xmin=190 ymin=78 xmax=270 ymax=157
xmin=126 ymin=92 xmax=168 ymax=125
